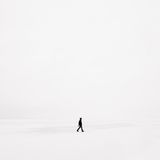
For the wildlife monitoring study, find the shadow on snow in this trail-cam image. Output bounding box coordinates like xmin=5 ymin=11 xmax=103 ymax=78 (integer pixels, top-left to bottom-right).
xmin=24 ymin=122 xmax=136 ymax=135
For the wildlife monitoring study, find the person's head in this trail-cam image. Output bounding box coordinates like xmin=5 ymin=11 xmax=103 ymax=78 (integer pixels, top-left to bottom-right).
xmin=80 ymin=117 xmax=82 ymax=120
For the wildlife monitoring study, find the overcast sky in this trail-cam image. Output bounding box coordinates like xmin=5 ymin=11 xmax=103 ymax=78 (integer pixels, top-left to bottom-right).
xmin=0 ymin=0 xmax=160 ymax=123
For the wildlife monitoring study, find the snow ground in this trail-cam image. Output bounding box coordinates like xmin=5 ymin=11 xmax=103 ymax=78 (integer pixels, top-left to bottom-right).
xmin=0 ymin=120 xmax=159 ymax=160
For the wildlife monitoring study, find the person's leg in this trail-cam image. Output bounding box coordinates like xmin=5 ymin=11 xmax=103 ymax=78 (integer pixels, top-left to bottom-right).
xmin=77 ymin=126 xmax=80 ymax=132
xmin=81 ymin=126 xmax=84 ymax=132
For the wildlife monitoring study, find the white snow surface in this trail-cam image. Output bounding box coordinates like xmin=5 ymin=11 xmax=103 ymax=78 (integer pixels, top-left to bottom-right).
xmin=0 ymin=120 xmax=159 ymax=160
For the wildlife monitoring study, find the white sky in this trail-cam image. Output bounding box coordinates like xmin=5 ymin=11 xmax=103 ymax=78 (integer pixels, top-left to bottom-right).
xmin=0 ymin=0 xmax=160 ymax=123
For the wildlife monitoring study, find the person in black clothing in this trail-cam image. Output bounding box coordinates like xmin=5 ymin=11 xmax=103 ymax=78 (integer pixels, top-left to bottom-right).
xmin=77 ymin=117 xmax=84 ymax=132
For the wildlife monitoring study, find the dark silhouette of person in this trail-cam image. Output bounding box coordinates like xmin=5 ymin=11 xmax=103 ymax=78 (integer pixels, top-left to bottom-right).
xmin=77 ymin=117 xmax=84 ymax=132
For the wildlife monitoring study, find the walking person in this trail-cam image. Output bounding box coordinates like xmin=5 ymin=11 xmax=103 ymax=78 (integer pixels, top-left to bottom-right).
xmin=77 ymin=117 xmax=84 ymax=132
